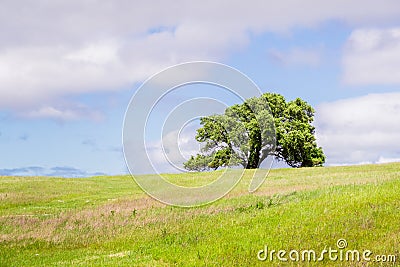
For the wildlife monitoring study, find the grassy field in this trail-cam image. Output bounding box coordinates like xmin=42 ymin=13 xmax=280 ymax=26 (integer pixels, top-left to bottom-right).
xmin=0 ymin=163 xmax=399 ymax=266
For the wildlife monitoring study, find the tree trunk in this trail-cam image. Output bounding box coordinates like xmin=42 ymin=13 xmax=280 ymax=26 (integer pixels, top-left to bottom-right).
xmin=246 ymin=148 xmax=260 ymax=169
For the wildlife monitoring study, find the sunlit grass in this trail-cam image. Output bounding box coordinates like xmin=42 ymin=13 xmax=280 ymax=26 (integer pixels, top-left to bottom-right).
xmin=0 ymin=163 xmax=399 ymax=266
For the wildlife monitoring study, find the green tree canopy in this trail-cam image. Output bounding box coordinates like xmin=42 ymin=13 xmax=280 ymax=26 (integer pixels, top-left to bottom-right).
xmin=183 ymin=93 xmax=325 ymax=171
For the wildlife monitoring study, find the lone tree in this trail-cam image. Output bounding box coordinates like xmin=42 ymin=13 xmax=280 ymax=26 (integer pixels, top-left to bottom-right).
xmin=183 ymin=93 xmax=325 ymax=171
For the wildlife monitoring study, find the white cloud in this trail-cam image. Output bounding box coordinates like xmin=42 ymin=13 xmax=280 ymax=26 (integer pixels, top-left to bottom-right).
xmin=1 ymin=0 xmax=400 ymax=115
xmin=343 ymin=27 xmax=400 ymax=85
xmin=64 ymin=42 xmax=119 ymax=65
xmin=19 ymin=105 xmax=103 ymax=121
xmin=377 ymin=156 xmax=400 ymax=164
xmin=315 ymin=92 xmax=400 ymax=165
xmin=146 ymin=123 xmax=202 ymax=174
xmin=269 ymin=48 xmax=321 ymax=67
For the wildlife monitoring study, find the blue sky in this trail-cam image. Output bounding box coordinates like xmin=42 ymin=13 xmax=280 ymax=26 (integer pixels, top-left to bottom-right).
xmin=1 ymin=1 xmax=400 ymax=176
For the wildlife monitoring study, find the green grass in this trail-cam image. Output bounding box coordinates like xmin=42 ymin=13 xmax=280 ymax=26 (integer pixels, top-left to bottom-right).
xmin=1 ymin=163 xmax=399 ymax=266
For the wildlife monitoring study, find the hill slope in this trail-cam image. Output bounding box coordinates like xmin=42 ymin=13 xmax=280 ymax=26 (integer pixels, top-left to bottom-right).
xmin=1 ymin=163 xmax=399 ymax=266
